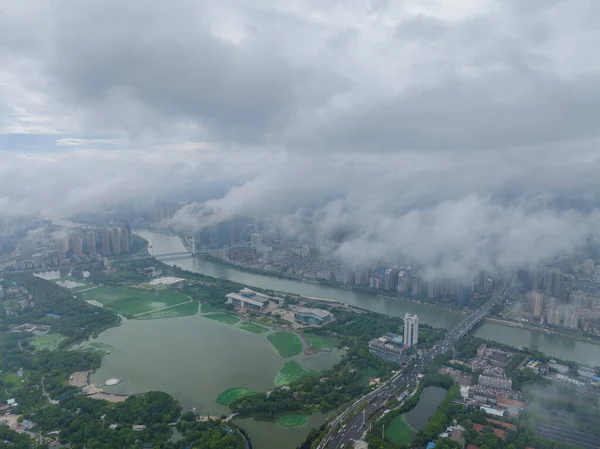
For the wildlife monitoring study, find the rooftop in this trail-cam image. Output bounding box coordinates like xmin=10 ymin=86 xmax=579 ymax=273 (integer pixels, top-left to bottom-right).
xmin=295 ymin=307 xmax=333 ymax=318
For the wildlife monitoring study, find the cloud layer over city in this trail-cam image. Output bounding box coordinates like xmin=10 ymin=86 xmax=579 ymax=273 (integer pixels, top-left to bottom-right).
xmin=2 ymin=0 xmax=600 ymax=278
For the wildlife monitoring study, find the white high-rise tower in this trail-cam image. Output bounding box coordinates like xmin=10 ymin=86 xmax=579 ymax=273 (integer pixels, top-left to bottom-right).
xmin=403 ymin=313 xmax=419 ymax=351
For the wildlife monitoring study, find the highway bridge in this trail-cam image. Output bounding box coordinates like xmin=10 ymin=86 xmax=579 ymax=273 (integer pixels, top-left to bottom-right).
xmin=318 ymin=272 xmax=515 ymax=449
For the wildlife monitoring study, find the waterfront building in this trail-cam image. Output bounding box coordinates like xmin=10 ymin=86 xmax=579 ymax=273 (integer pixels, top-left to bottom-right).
xmin=225 ymin=288 xmax=273 ymax=312
xmin=397 ymin=270 xmax=408 ymax=294
xmin=368 ymin=332 xmax=408 ymax=364
xmin=403 ymin=313 xmax=419 ymax=350
xmin=562 ymin=306 xmax=579 ymax=330
xmin=530 ymin=292 xmax=543 ymax=317
xmin=384 ymin=268 xmax=397 ymax=291
xmin=411 ymin=275 xmax=420 ymax=297
xmin=293 ymin=307 xmax=333 ymax=326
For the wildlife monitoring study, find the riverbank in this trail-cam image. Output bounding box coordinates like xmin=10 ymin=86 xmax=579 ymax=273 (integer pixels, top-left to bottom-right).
xmin=195 ymin=253 xmax=600 ymax=348
xmin=486 ymin=317 xmax=600 ymax=346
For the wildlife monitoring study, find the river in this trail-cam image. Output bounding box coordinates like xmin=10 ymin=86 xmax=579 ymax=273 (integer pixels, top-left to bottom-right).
xmin=140 ymin=231 xmax=600 ymax=366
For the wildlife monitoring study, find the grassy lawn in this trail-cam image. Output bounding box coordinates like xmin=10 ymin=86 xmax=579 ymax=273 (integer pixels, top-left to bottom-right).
xmin=3 ymin=373 xmax=22 ymax=391
xmin=32 ymin=334 xmax=66 ymax=351
xmin=78 ymin=286 xmax=189 ymax=317
xmin=304 ymin=332 xmax=337 ymax=350
xmin=203 ymin=313 xmax=240 ymax=325
xmin=267 ymin=332 xmax=303 ymax=358
xmin=385 ymin=415 xmax=416 ymax=444
xmin=277 ymin=414 xmax=308 ymax=428
xmin=134 ymin=300 xmax=199 ymax=320
xmin=238 ymin=322 xmax=269 ymax=334
xmin=275 ymin=361 xmax=317 ymax=387
xmin=215 ymin=387 xmax=257 ymax=406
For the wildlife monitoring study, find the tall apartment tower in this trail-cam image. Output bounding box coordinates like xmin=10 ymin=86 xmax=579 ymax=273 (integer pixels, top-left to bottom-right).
xmin=101 ymin=230 xmax=111 ymax=256
xmin=111 ymin=228 xmax=121 ymax=255
xmin=531 ymin=292 xmax=543 ymax=317
xmin=403 ymin=313 xmax=419 ymax=351
xmin=86 ymin=231 xmax=97 ymax=256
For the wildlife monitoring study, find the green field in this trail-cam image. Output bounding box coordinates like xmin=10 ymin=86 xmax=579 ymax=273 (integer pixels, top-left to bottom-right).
xmin=304 ymin=332 xmax=337 ymax=350
xmin=203 ymin=313 xmax=240 ymax=325
xmin=78 ymin=286 xmax=190 ymax=318
xmin=267 ymin=332 xmax=303 ymax=358
xmin=277 ymin=415 xmax=308 ymax=428
xmin=385 ymin=415 xmax=416 ymax=444
xmin=215 ymin=387 xmax=257 ymax=406
xmin=238 ymin=322 xmax=268 ymax=334
xmin=275 ymin=361 xmax=317 ymax=387
xmin=135 ymin=300 xmax=199 ymax=320
xmin=2 ymin=373 xmax=22 ymax=391
xmin=32 ymin=334 xmax=66 ymax=351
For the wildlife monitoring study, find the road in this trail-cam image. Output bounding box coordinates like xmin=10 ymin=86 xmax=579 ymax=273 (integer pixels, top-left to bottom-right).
xmin=318 ymin=273 xmax=515 ymax=449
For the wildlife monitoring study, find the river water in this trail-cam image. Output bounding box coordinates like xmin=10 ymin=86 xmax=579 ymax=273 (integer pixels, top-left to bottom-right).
xmin=140 ymin=231 xmax=600 ymax=366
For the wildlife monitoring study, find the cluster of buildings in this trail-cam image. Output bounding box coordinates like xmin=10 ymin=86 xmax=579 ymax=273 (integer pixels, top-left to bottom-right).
xmin=224 ymin=287 xmax=334 ymax=327
xmin=368 ymin=313 xmax=419 ymax=364
xmin=56 ymin=223 xmax=133 ymax=264
xmin=517 ymin=251 xmax=600 ymax=334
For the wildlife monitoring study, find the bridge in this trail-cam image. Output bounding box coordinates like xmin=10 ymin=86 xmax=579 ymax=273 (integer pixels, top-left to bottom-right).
xmin=318 ymin=272 xmax=515 ymax=449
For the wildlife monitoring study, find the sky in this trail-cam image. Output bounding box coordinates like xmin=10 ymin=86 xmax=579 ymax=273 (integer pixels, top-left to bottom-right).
xmin=1 ymin=0 xmax=600 ymax=278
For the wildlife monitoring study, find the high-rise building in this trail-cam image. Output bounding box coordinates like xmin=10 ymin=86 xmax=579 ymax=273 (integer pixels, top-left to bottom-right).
xmin=120 ymin=226 xmax=131 ymax=252
xmin=101 ymin=230 xmax=111 ymax=256
xmin=427 ymin=280 xmax=438 ymax=299
xmin=384 ymin=268 xmax=397 ymax=291
xmin=584 ymin=259 xmax=595 ymax=276
xmin=530 ymin=270 xmax=543 ymax=291
xmin=397 ymin=271 xmax=408 ymax=294
xmin=403 ymin=313 xmax=419 ymax=350
xmin=250 ymin=233 xmax=263 ymax=247
xmin=546 ymin=270 xmax=563 ymax=299
xmin=70 ymin=234 xmax=83 ymax=258
xmin=562 ymin=306 xmax=579 ymax=330
xmin=57 ymin=236 xmax=69 ymax=260
xmin=411 ymin=276 xmax=420 ymax=297
xmin=111 ymin=228 xmax=121 ymax=255
xmin=530 ymin=292 xmax=543 ymax=317
xmin=546 ymin=306 xmax=563 ymax=326
xmin=570 ymin=291 xmax=591 ymax=309
xmin=86 ymin=231 xmax=97 ymax=256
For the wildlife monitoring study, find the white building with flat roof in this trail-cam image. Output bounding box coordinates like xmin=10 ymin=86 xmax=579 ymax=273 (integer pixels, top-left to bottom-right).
xmin=226 ymin=288 xmax=272 ymax=311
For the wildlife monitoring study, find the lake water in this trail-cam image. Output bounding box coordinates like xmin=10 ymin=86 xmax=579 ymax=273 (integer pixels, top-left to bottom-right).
xmin=404 ymin=386 xmax=447 ymax=431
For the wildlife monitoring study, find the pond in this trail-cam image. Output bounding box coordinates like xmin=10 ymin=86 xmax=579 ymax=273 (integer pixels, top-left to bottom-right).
xmin=404 ymin=386 xmax=447 ymax=431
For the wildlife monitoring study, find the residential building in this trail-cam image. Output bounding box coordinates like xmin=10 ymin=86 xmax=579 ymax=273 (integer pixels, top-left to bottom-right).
xmin=101 ymin=230 xmax=111 ymax=256
xmin=111 ymin=228 xmax=121 ymax=254
xmin=70 ymin=234 xmax=83 ymax=258
xmin=584 ymin=259 xmax=595 ymax=276
xmin=293 ymin=307 xmax=334 ymax=325
xmin=86 ymin=231 xmax=97 ymax=256
xmin=530 ymin=292 xmax=543 ymax=317
xmin=403 ymin=313 xmax=419 ymax=350
xmin=384 ymin=268 xmax=397 ymax=291
xmin=397 ymin=270 xmax=408 ymax=294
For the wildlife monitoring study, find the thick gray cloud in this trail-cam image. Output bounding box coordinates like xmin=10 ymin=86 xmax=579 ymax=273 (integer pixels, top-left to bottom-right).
xmin=2 ymin=0 xmax=600 ymax=279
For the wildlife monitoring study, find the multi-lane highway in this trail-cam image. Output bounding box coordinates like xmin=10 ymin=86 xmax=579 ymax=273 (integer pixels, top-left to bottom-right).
xmin=318 ymin=273 xmax=515 ymax=449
